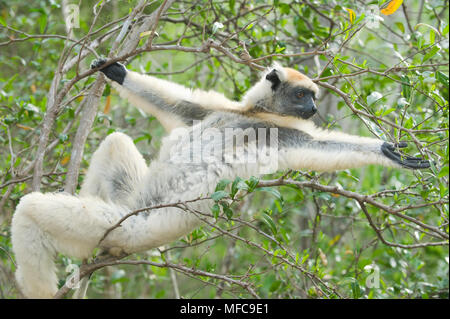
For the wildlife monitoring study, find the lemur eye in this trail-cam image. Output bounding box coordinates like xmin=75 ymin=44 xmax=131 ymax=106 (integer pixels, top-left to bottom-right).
xmin=296 ymin=92 xmax=304 ymax=99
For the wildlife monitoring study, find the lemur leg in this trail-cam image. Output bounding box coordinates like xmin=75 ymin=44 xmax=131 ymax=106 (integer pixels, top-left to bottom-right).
xmin=12 ymin=132 xmax=145 ymax=298
xmin=76 ymin=132 xmax=148 ymax=298
xmin=11 ymin=132 xmax=204 ymax=298
xmin=11 ymin=165 xmax=207 ymax=298
xmin=79 ymin=132 xmax=148 ymax=207
xmin=11 ymin=192 xmax=121 ymax=298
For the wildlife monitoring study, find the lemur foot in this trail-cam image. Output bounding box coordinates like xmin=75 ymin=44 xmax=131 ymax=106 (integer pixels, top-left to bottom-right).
xmin=91 ymin=58 xmax=127 ymax=84
xmin=381 ymin=142 xmax=430 ymax=169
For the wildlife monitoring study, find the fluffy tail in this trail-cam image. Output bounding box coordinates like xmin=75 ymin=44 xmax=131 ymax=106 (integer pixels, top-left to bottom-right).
xmin=12 ymin=196 xmax=58 ymax=298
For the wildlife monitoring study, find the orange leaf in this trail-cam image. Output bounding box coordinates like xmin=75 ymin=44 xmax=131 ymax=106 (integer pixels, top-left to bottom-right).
xmin=30 ymin=84 xmax=37 ymax=93
xmin=346 ymin=8 xmax=356 ymax=24
xmin=103 ymin=95 xmax=111 ymax=114
xmin=16 ymin=124 xmax=33 ymax=130
xmin=381 ymin=0 xmax=403 ymax=15
xmin=61 ymin=155 xmax=70 ymax=165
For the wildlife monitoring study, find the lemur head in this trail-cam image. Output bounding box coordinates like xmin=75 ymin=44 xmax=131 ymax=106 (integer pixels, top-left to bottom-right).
xmin=243 ymin=63 xmax=319 ymax=120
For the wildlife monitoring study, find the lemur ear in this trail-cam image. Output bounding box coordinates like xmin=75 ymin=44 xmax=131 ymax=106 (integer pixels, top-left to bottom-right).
xmin=266 ymin=69 xmax=281 ymax=91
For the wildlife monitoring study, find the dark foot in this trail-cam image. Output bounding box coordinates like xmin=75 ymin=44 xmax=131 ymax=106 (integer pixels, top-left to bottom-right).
xmin=91 ymin=58 xmax=127 ymax=85
xmin=381 ymin=142 xmax=430 ymax=169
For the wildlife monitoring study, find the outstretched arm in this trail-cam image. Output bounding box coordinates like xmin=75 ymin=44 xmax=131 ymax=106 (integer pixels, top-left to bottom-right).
xmin=91 ymin=59 xmax=243 ymax=131
xmin=277 ymin=127 xmax=430 ymax=171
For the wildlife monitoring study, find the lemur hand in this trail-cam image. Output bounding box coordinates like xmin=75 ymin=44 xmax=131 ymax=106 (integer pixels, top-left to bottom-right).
xmin=381 ymin=142 xmax=430 ymax=169
xmin=91 ymin=58 xmax=127 ymax=85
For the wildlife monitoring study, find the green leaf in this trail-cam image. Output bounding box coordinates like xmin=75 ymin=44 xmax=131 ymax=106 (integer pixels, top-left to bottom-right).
xmin=351 ymin=280 xmax=362 ymax=298
xmin=245 ymin=176 xmax=259 ymax=192
xmin=437 ymin=166 xmax=449 ymax=179
xmin=211 ymin=203 xmax=220 ymax=219
xmin=354 ymin=12 xmax=365 ymax=25
xmin=395 ymin=22 xmax=405 ymax=33
xmin=401 ymin=75 xmax=411 ymax=99
xmin=301 ymin=254 xmax=309 ymax=264
xmin=415 ymin=23 xmax=440 ymax=37
xmin=256 ymin=187 xmax=283 ymax=201
xmin=279 ymin=3 xmax=290 ymax=14
xmin=261 ymin=211 xmax=277 ymax=235
xmin=382 ymin=108 xmax=396 ymax=116
xmin=367 ymin=91 xmax=383 ymax=106
xmin=422 ymin=46 xmax=440 ymax=63
xmin=220 ymin=202 xmax=233 ymax=219
xmin=429 ymin=30 xmax=436 ymax=44
xmin=95 ymin=0 xmax=104 ymax=9
xmin=215 ymin=179 xmax=231 ymax=192
xmin=211 ymin=191 xmax=229 ymax=202
xmin=436 ymin=71 xmax=449 ymax=88
xmin=102 ymin=84 xmax=111 ymax=96
xmin=38 ymin=14 xmax=47 ymax=34
xmin=58 ymin=134 xmax=68 ymax=142
xmin=443 ymin=23 xmax=449 ymax=36
xmin=274 ymin=200 xmax=283 ymax=213
xmin=231 ymin=177 xmax=248 ymax=198
xmin=269 ymin=280 xmax=281 ymax=292
xmin=228 ymin=0 xmax=235 ymax=12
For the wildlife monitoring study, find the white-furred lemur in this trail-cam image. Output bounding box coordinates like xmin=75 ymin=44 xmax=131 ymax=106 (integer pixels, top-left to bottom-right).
xmin=11 ymin=59 xmax=430 ymax=298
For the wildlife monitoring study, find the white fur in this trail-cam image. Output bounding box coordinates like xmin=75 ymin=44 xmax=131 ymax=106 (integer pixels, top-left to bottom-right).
xmin=112 ymin=81 xmax=186 ymax=131
xmin=80 ymin=132 xmax=148 ymax=206
xmin=279 ymin=147 xmax=396 ymax=172
xmin=242 ymin=63 xmax=285 ymax=108
xmin=113 ymin=71 xmax=247 ymax=131
xmin=123 ymin=71 xmax=244 ymax=111
xmin=12 ymin=193 xmax=114 ymax=298
xmin=254 ymin=112 xmax=382 ymax=146
xmin=242 ymin=63 xmax=319 ymax=108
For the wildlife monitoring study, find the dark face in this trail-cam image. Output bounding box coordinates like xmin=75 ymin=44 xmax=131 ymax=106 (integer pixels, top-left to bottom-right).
xmin=264 ymin=69 xmax=318 ymax=120
xmin=282 ymin=85 xmax=317 ymax=119
xmin=268 ymin=82 xmax=318 ymax=119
